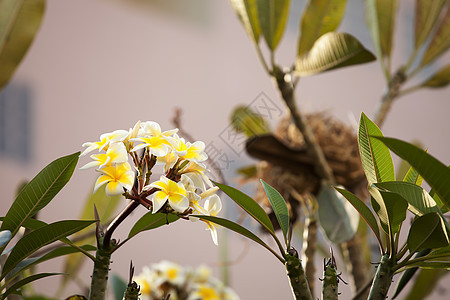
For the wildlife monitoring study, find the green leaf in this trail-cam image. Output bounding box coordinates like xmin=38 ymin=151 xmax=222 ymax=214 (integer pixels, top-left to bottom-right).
xmin=407 ymin=212 xmax=449 ymax=253
xmin=213 ymin=181 xmax=275 ymax=233
xmin=401 ymin=261 xmax=450 ymax=270
xmin=399 ymin=268 xmax=447 ymax=300
xmin=192 ymin=215 xmax=279 ymax=260
xmin=403 ymin=165 xmax=423 ymax=186
xmin=1 ymin=273 xmax=64 ymax=299
xmin=295 ymin=32 xmax=376 ymax=76
xmin=260 ymin=179 xmax=289 ymax=242
xmin=365 ymin=0 xmax=398 ymax=58
xmin=111 ymin=274 xmax=128 ymax=300
xmin=358 ymin=112 xmax=395 ymax=184
xmin=392 ymin=249 xmax=431 ymax=299
xmin=430 ymin=188 xmax=449 ymax=213
xmin=414 ymin=0 xmax=447 ymax=49
xmin=8 ymin=244 xmax=95 ymax=280
xmin=421 ymin=64 xmax=450 ymax=88
xmin=236 ymin=164 xmax=257 ymax=179
xmin=369 ymin=186 xmax=408 ymax=235
xmin=1 ymin=220 xmax=95 ymax=279
xmin=230 ymin=0 xmax=260 ymax=42
xmin=334 ymin=187 xmax=382 ymax=248
xmin=0 ymin=152 xmax=80 ymax=248
xmin=128 ymin=212 xmax=179 ymax=238
xmin=373 ymin=136 xmax=450 ymax=209
xmin=0 ymin=230 xmax=11 ymax=248
xmin=231 ymin=105 xmax=270 ymax=138
xmin=317 ymin=185 xmax=360 ymax=244
xmin=374 ymin=181 xmax=441 ymax=217
xmin=0 ymin=0 xmax=45 ymax=91
xmin=421 ymin=5 xmax=450 ymax=66
xmin=257 ymin=0 xmax=290 ymax=50
xmin=297 ymin=0 xmax=347 ymax=56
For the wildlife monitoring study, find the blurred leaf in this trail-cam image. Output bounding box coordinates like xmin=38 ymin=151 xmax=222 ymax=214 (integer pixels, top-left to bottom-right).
xmin=403 ymin=165 xmax=424 ymax=186
xmin=365 ymin=0 xmax=398 ymax=58
xmin=392 ymin=249 xmax=431 ymax=299
xmin=369 ymin=186 xmax=408 ymax=235
xmin=421 ymin=64 xmax=450 ymax=88
xmin=111 ymin=274 xmax=127 ymax=300
xmin=231 ymin=105 xmax=270 ymax=138
xmin=374 ymin=181 xmax=441 ymax=217
xmin=334 ymin=187 xmax=382 ymax=248
xmin=236 ymin=164 xmax=257 ymax=179
xmin=0 ymin=230 xmax=11 ymax=248
xmin=402 ymin=268 xmax=448 ymax=300
xmin=257 ymin=0 xmax=290 ymax=50
xmin=358 ymin=112 xmax=395 ymax=184
xmin=213 ymin=181 xmax=275 ymax=233
xmin=401 ymin=261 xmax=450 ymax=270
xmin=430 ymin=188 xmax=449 ymax=213
xmin=297 ymin=0 xmax=347 ymax=56
xmin=414 ymin=0 xmax=447 ymax=49
xmin=0 ymin=152 xmax=80 ymax=250
xmin=373 ymin=137 xmax=450 ymax=209
xmin=421 ymin=5 xmax=450 ymax=66
xmin=317 ymin=185 xmax=360 ymax=244
xmin=230 ymin=0 xmax=260 ymax=42
xmin=61 ymin=186 xmax=121 ymax=289
xmin=8 ymin=244 xmax=95 ymax=280
xmin=295 ymin=32 xmax=376 ymax=76
xmin=1 ymin=273 xmax=64 ymax=299
xmin=407 ymin=212 xmax=449 ymax=253
xmin=128 ymin=212 xmax=179 ymax=238
xmin=0 ymin=0 xmax=45 ymax=90
xmin=260 ymin=179 xmax=289 ymax=242
xmin=1 ymin=220 xmax=94 ymax=279
xmin=193 ymin=215 xmax=277 ymax=258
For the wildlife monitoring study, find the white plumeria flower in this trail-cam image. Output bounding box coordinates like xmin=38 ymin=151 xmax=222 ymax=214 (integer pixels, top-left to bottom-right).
xmin=191 ymin=194 xmax=222 ymax=245
xmin=188 ymin=283 xmax=220 ymax=300
xmin=223 ymin=287 xmax=241 ymax=300
xmin=93 ymin=162 xmax=135 ymax=196
xmin=153 ymin=260 xmax=186 ymax=287
xmin=181 ymin=162 xmax=214 ymax=191
xmin=145 ymin=176 xmax=189 ymax=213
xmin=80 ymin=129 xmax=129 ymax=156
xmin=134 ymin=266 xmax=157 ymax=300
xmin=80 ymin=142 xmax=128 ymax=169
xmin=122 ymin=120 xmax=141 ymax=151
xmin=131 ymin=122 xmax=177 ymax=157
xmin=156 ymin=149 xmax=179 ymax=172
xmin=192 ymin=265 xmax=212 ymax=283
xmin=170 ymin=135 xmax=208 ymax=163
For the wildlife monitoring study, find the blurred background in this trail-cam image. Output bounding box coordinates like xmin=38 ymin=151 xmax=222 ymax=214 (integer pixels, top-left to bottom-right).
xmin=0 ymin=0 xmax=449 ymax=299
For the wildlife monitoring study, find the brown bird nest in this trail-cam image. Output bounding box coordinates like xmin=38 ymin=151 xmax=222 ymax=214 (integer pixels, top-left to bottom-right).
xmin=247 ymin=111 xmax=367 ymax=226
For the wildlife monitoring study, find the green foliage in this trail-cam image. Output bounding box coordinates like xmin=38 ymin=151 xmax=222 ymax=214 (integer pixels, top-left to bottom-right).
xmin=1 ymin=273 xmax=64 ymax=300
xmin=358 ymin=113 xmax=395 ymax=184
xmin=213 ymin=181 xmax=275 ymax=233
xmin=0 ymin=152 xmax=80 ymax=249
xmin=257 ymin=0 xmax=290 ymax=51
xmin=334 ymin=187 xmax=382 ymax=249
xmin=414 ymin=0 xmax=447 ymax=49
xmin=295 ymin=32 xmax=376 ymax=76
xmin=230 ymin=106 xmax=270 ymax=138
xmin=373 ymin=136 xmax=450 ymax=209
xmin=260 ymin=179 xmax=289 ymax=242
xmin=0 ymin=0 xmax=46 ymax=90
xmin=369 ymin=187 xmax=408 ymax=236
xmin=1 ymin=220 xmax=95 ymax=279
xmin=297 ymin=0 xmax=347 ymax=56
xmin=403 ymin=165 xmax=423 ymax=185
xmin=401 ymin=268 xmax=448 ymax=300
xmin=110 ymin=274 xmax=127 ymax=300
xmin=0 ymin=230 xmax=11 ymax=248
xmin=230 ymin=0 xmax=260 ymax=42
xmin=365 ymin=0 xmax=398 ymax=58
xmin=421 ymin=64 xmax=450 ymax=88
xmin=316 ymin=185 xmax=359 ymax=244
xmin=420 ymin=4 xmax=450 ymax=66
xmin=128 ymin=212 xmax=179 ymax=238
xmin=407 ymin=213 xmax=449 ymax=253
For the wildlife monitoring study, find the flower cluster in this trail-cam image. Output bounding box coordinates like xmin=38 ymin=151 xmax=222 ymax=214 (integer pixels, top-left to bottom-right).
xmin=80 ymin=121 xmax=222 ymax=244
xmin=134 ymin=260 xmax=240 ymax=300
